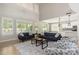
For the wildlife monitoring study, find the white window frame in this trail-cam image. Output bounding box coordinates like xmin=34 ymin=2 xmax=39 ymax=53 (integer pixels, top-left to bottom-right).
xmin=16 ymin=20 xmax=32 ymax=34
xmin=1 ymin=17 xmax=13 ymax=35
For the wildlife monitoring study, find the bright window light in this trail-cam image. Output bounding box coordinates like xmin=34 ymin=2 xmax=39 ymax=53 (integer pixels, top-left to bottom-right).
xmin=2 ymin=17 xmax=13 ymax=35
xmin=16 ymin=21 xmax=32 ymax=34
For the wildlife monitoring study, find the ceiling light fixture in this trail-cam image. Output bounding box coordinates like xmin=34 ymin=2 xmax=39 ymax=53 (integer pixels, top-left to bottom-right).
xmin=66 ymin=12 xmax=71 ymax=26
xmin=58 ymin=17 xmax=61 ymax=27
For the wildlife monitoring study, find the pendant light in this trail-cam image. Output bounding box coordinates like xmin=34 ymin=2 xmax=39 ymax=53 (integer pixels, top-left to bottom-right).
xmin=58 ymin=17 xmax=61 ymax=27
xmin=66 ymin=12 xmax=71 ymax=26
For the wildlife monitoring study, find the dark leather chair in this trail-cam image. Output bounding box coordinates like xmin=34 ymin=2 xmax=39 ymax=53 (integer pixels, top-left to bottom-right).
xmin=44 ymin=32 xmax=62 ymax=41
xmin=18 ymin=32 xmax=32 ymax=42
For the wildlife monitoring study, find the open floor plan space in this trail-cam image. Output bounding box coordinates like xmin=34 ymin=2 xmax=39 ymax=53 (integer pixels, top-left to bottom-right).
xmin=0 ymin=3 xmax=79 ymax=55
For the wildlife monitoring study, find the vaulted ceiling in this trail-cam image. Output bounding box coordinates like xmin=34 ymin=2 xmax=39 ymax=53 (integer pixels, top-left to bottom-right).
xmin=0 ymin=3 xmax=76 ymax=22
xmin=39 ymin=3 xmax=75 ymax=20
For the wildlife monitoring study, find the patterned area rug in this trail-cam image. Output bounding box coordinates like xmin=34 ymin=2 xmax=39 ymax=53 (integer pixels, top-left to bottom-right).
xmin=14 ymin=41 xmax=56 ymax=55
xmin=15 ymin=37 xmax=78 ymax=55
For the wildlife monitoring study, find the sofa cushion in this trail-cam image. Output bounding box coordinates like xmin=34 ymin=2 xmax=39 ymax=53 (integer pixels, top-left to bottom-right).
xmin=44 ymin=32 xmax=56 ymax=36
xmin=23 ymin=32 xmax=29 ymax=36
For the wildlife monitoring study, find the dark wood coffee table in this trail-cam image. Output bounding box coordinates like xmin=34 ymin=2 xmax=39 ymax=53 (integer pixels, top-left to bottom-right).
xmin=36 ymin=35 xmax=48 ymax=49
xmin=31 ymin=33 xmax=48 ymax=49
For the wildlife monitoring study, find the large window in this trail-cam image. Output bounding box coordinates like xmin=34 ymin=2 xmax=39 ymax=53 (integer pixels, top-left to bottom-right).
xmin=2 ymin=17 xmax=13 ymax=35
xmin=51 ymin=24 xmax=59 ymax=32
xmin=16 ymin=21 xmax=32 ymax=33
xmin=42 ymin=23 xmax=48 ymax=32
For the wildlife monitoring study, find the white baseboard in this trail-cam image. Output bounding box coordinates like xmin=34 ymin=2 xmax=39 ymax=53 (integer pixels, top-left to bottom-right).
xmin=0 ymin=38 xmax=18 ymax=43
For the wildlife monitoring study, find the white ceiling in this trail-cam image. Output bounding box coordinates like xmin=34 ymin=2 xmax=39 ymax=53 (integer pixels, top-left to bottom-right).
xmin=39 ymin=3 xmax=75 ymax=21
xmin=0 ymin=3 xmax=39 ymax=22
xmin=42 ymin=13 xmax=78 ymax=23
xmin=0 ymin=3 xmax=78 ymax=22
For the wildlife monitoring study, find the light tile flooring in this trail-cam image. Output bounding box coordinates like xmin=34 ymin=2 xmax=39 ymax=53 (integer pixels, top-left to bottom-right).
xmin=0 ymin=40 xmax=20 ymax=55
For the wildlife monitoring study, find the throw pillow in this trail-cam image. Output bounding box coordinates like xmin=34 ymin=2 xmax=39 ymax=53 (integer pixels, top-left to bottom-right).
xmin=55 ymin=33 xmax=59 ymax=38
xmin=20 ymin=33 xmax=24 ymax=36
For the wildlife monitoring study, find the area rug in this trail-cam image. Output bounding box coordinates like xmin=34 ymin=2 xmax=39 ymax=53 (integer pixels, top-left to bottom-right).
xmin=15 ymin=37 xmax=78 ymax=55
xmin=14 ymin=41 xmax=56 ymax=55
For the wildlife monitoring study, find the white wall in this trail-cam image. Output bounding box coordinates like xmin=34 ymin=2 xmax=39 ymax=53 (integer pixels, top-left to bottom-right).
xmin=0 ymin=3 xmax=39 ymax=42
